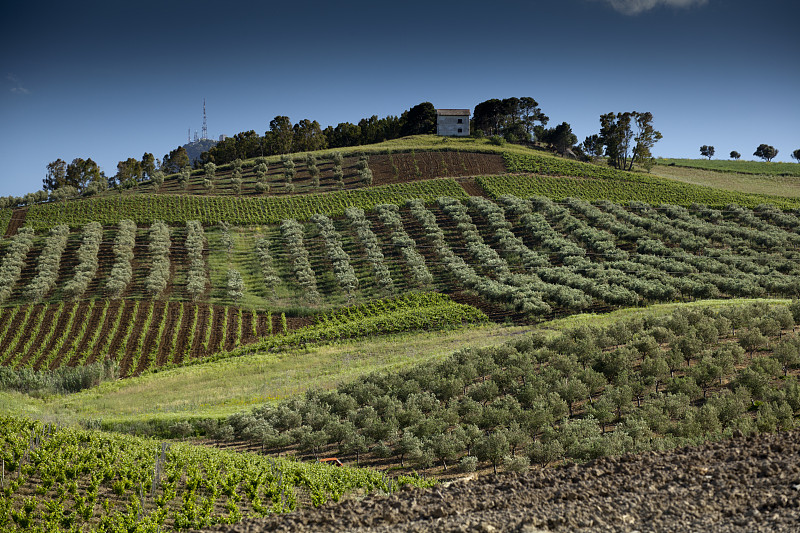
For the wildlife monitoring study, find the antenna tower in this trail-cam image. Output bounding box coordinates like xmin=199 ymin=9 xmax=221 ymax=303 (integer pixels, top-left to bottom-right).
xmin=202 ymin=99 xmax=208 ymax=141
xmin=188 ymin=129 xmax=191 ymax=144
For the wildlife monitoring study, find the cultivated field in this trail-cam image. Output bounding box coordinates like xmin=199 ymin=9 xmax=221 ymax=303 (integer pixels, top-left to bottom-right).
xmin=2 ymin=137 xmax=800 ymax=532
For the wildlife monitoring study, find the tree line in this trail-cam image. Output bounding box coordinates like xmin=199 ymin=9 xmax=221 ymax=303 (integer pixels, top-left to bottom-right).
xmin=193 ymin=102 xmax=439 ymax=169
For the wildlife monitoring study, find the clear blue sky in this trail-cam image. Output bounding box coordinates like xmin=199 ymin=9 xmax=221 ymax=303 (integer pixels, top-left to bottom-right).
xmin=1 ymin=0 xmax=798 ymax=197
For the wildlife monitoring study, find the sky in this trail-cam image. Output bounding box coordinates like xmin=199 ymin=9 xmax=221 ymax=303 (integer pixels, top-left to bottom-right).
xmin=0 ymin=0 xmax=798 ymax=197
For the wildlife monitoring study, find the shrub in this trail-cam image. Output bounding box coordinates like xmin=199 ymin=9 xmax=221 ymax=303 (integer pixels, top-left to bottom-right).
xmin=458 ymin=455 xmax=478 ymax=473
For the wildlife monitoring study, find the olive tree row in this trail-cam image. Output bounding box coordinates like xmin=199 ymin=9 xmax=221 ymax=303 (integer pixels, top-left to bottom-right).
xmin=105 ymin=220 xmax=137 ymax=298
xmin=63 ymin=221 xmax=103 ymax=298
xmin=24 ymin=225 xmax=70 ymax=301
xmin=144 ymin=221 xmax=171 ymax=296
xmin=0 ymin=227 xmax=35 ymax=302
xmin=186 ymin=220 xmax=207 ymax=300
xmin=280 ymin=218 xmax=320 ymax=303
xmin=345 ymin=207 xmax=394 ymax=295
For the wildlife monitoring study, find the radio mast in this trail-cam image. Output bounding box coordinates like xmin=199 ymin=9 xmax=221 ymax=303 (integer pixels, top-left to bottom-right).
xmin=202 ymin=99 xmax=208 ymax=141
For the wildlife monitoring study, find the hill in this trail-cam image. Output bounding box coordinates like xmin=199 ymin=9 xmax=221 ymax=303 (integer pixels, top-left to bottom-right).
xmin=2 ymin=135 xmax=800 ymax=532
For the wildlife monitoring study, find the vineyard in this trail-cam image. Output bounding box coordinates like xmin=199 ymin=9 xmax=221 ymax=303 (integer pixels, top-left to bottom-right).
xmin=0 ymin=301 xmax=275 ymax=377
xmin=20 ymin=178 xmax=468 ymax=231
xmin=3 ymin=138 xmax=800 ymax=533
xmin=2 ymin=194 xmax=800 ymax=375
xmin=0 ymin=416 xmax=433 ymax=532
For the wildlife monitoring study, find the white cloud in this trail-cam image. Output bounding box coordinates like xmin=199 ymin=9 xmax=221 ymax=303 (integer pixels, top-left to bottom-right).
xmin=598 ymin=0 xmax=708 ymax=15
xmin=7 ymin=74 xmax=30 ymax=95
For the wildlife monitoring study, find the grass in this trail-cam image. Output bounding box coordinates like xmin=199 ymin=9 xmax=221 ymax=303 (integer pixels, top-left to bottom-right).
xmin=651 ymin=163 xmax=800 ymax=199
xmin=656 ymin=157 xmax=800 ymax=177
xmin=0 ymin=323 xmax=531 ymax=425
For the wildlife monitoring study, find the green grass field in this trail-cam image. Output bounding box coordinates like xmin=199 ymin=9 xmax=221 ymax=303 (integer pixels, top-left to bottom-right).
xmin=656 ymin=157 xmax=800 ymax=177
xmin=651 ymin=163 xmax=800 ymax=198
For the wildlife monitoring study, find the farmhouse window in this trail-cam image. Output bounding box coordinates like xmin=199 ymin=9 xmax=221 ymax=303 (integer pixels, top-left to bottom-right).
xmin=458 ymin=128 xmax=463 ymax=133
xmin=457 ymin=118 xmax=463 ymax=123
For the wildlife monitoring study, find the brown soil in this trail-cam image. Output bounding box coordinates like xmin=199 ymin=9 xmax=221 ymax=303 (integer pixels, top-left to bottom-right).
xmin=172 ymin=303 xmax=196 ymax=365
xmin=134 ymin=300 xmax=168 ymax=374
xmin=156 ymin=301 xmax=181 ymax=367
xmin=369 ymin=152 xmax=506 ymax=186
xmin=16 ymin=305 xmax=54 ymax=369
xmin=456 ymin=177 xmax=489 ymax=197
xmin=0 ymin=306 xmax=30 ymax=359
xmin=66 ymin=301 xmax=107 ymax=366
xmin=118 ymin=302 xmax=150 ymax=376
xmin=4 ymin=207 xmax=27 ymax=237
xmin=106 ymin=300 xmax=136 ymax=361
xmin=225 ymin=307 xmax=238 ymax=351
xmin=87 ymin=300 xmax=124 ymax=365
xmin=203 ymin=430 xmax=800 ymax=533
xmin=190 ymin=304 xmax=212 ymax=358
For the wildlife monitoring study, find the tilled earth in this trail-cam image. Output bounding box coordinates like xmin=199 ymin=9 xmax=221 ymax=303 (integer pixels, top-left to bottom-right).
xmin=203 ymin=430 xmax=800 ymax=532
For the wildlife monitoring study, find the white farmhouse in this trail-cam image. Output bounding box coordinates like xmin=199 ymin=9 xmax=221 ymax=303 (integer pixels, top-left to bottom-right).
xmin=436 ymin=109 xmax=470 ymax=137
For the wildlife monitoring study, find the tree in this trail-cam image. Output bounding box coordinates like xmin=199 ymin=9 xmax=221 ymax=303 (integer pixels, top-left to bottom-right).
xmin=43 ymin=159 xmax=67 ymax=191
xmin=150 ymin=169 xmax=165 ymax=191
xmin=227 ymin=268 xmax=244 ymax=301
xmin=394 ymin=432 xmax=422 ymax=467
xmin=730 ymin=150 xmax=741 ymax=160
xmin=141 ymin=152 xmax=156 ymax=180
xmin=474 ymin=430 xmax=509 ymax=474
xmin=178 ymin=166 xmax=191 ymax=189
xmin=267 ymin=116 xmax=294 ymax=154
xmin=473 ymin=97 xmax=547 ymax=140
xmin=292 ymin=119 xmax=327 ymax=152
xmin=754 ymin=144 xmax=778 ymax=162
xmin=400 ymin=102 xmax=437 ymax=136
xmin=204 ymin=162 xmax=216 ymax=181
xmin=599 ymin=111 xmax=662 ymax=170
xmin=581 ymin=134 xmax=604 ymax=160
xmin=161 ymin=146 xmax=190 ymax=174
xmin=792 ymin=149 xmax=800 ymax=163
xmin=325 ymin=122 xmax=362 ymax=148
xmin=540 ymin=122 xmax=577 ymax=155
xmin=114 ymin=158 xmax=143 ymax=189
xmin=519 ymin=97 xmax=548 ymax=139
xmin=427 ymin=431 xmax=463 ymax=471
xmin=66 ymin=158 xmax=104 ymax=192
xmin=774 ymin=339 xmax=800 ymax=376
xmin=473 ymin=99 xmax=504 ymax=136
xmin=700 ymin=145 xmax=715 ymax=159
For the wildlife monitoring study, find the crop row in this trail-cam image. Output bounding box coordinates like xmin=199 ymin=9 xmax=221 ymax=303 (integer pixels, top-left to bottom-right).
xmin=209 ymin=301 xmax=800 ymax=475
xmin=0 ymin=301 xmax=275 ymax=376
xmin=2 ymin=195 xmax=800 ymax=321
xmin=0 ymin=416 xmax=432 ymax=532
xmin=22 ymin=178 xmax=469 ymax=230
xmin=478 ymin=171 xmax=800 ymax=210
xmin=203 ymin=293 xmax=489 ymax=364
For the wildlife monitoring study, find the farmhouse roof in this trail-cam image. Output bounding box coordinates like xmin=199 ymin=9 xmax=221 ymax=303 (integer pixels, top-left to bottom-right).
xmin=436 ymin=109 xmax=470 ymax=116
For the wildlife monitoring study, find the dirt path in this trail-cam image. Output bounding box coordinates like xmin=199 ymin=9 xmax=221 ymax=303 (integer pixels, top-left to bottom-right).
xmin=4 ymin=208 xmax=27 ymax=237
xmin=202 ymin=430 xmax=800 ymax=533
